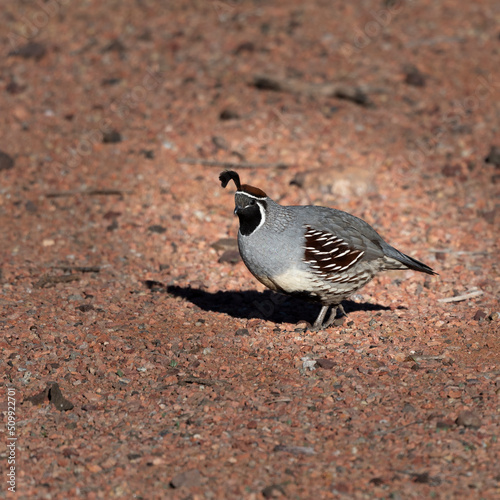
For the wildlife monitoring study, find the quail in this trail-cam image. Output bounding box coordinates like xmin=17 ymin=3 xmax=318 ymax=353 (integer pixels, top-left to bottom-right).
xmin=219 ymin=170 xmax=437 ymax=329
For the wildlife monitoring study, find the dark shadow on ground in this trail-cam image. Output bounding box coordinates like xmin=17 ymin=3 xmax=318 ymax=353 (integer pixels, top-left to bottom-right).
xmin=163 ymin=284 xmax=390 ymax=325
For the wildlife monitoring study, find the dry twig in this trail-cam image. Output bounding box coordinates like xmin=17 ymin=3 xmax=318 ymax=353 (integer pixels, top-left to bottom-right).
xmin=251 ymin=74 xmax=380 ymax=106
xmin=46 ymin=189 xmax=131 ymax=198
xmin=177 ymin=158 xmax=289 ymax=169
xmin=438 ymin=290 xmax=483 ymax=303
xmin=52 ymin=266 xmax=101 ymax=273
xmin=177 ymin=375 xmax=230 ymax=387
xmin=34 ymin=274 xmax=81 ymax=288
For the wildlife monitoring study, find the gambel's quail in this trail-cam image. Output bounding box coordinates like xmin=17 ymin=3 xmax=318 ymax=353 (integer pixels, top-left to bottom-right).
xmin=219 ymin=170 xmax=437 ymax=329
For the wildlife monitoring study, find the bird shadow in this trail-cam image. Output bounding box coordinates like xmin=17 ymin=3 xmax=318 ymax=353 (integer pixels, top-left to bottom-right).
xmin=162 ymin=284 xmax=390 ymax=325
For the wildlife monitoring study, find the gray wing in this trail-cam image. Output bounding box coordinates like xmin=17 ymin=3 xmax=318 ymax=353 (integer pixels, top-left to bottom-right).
xmin=297 ymin=206 xmax=387 ymax=261
xmin=296 ymin=206 xmax=436 ymax=275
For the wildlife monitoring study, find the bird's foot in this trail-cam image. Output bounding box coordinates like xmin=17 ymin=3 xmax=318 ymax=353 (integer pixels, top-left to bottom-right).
xmin=321 ymin=304 xmax=346 ymax=329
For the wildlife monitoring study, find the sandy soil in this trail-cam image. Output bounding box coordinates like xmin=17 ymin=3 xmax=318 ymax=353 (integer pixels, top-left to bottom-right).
xmin=1 ymin=0 xmax=499 ymax=498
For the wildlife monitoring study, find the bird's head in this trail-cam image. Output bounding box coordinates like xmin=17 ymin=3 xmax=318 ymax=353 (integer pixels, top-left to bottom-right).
xmin=219 ymin=170 xmax=269 ymax=236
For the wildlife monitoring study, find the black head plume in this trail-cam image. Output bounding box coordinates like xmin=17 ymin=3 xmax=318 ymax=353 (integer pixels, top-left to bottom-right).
xmin=219 ymin=170 xmax=241 ymax=190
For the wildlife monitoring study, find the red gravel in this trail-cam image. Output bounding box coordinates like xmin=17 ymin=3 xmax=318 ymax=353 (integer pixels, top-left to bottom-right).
xmin=1 ymin=0 xmax=499 ymax=498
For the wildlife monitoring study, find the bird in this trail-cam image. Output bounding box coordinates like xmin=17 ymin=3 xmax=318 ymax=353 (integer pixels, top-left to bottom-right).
xmin=219 ymin=170 xmax=437 ymax=329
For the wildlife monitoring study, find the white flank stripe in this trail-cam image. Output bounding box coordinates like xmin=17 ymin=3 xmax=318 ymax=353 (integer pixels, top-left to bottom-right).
xmin=336 ymin=250 xmax=350 ymax=258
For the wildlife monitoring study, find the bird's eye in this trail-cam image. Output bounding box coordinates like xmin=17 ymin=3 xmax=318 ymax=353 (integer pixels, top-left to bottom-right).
xmin=249 ymin=199 xmax=256 ymax=206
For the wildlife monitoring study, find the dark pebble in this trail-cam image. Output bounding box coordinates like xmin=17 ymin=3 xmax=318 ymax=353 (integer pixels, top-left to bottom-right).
xmin=144 ymin=280 xmax=166 ymax=292
xmin=141 ymin=149 xmax=155 ymax=159
xmin=101 ymin=77 xmax=122 ymax=86
xmin=47 ymin=382 xmax=74 ymax=411
xmin=333 ymin=316 xmax=345 ymax=327
xmin=107 ymin=219 xmax=119 ymax=231
xmin=473 ymin=310 xmax=487 ymax=321
xmin=8 ymin=41 xmax=47 ymax=60
xmin=436 ymin=419 xmax=453 ymax=429
xmin=62 ymin=448 xmax=79 ymax=458
xmin=218 ymin=249 xmax=241 ymax=264
xmin=234 ymin=41 xmax=255 ymax=54
xmin=77 ymin=304 xmax=95 ymax=312
xmin=484 ymin=146 xmax=500 ymax=167
xmin=211 ymin=238 xmax=238 ymax=251
xmin=25 ymin=201 xmax=37 ymax=213
xmin=212 ymin=135 xmax=229 ymax=150
xmin=148 ymin=224 xmax=167 ymax=234
xmin=413 ymin=472 xmax=431 ymax=484
xmin=435 ymin=251 xmax=446 ymax=261
xmin=0 ymin=151 xmax=15 ymax=171
xmin=6 ymin=80 xmax=26 ymax=94
xmin=442 ymin=164 xmax=461 ymax=177
xmin=315 ymin=358 xmax=336 ymax=369
xmin=404 ymin=65 xmax=426 ymax=87
xmin=479 ymin=209 xmax=496 ymax=224
xmin=235 ymin=328 xmax=249 ymax=336
xmin=103 ymin=211 xmax=122 ymax=220
xmin=102 ymin=130 xmax=122 ymax=143
xmin=219 ymin=109 xmax=240 ymax=120
xmin=101 ymin=39 xmax=126 ymax=53
xmin=253 ymin=76 xmax=283 ymax=91
xmin=402 ymin=403 xmax=416 ymax=413
xmin=262 ymin=484 xmax=285 ymax=498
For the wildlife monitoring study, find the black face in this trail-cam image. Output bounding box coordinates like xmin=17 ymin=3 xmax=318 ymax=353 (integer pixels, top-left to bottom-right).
xmin=234 ymin=193 xmax=266 ymax=236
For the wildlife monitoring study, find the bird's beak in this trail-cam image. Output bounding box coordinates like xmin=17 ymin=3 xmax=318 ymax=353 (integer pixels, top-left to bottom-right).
xmin=234 ymin=206 xmax=240 ymax=215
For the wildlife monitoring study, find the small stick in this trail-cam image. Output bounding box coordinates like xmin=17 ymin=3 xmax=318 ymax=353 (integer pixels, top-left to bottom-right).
xmin=177 ymin=158 xmax=289 ymax=169
xmin=429 ymin=249 xmax=489 ymax=255
xmin=46 ymin=189 xmax=131 ymax=198
xmin=177 ymin=375 xmax=230 ymax=387
xmin=437 ymin=290 xmax=483 ymax=303
xmin=34 ymin=274 xmax=81 ymax=288
xmin=405 ymin=354 xmax=448 ymax=361
xmin=372 ymin=420 xmax=423 ymax=436
xmin=251 ymin=74 xmax=377 ymax=106
xmin=52 ymin=266 xmax=101 ymax=273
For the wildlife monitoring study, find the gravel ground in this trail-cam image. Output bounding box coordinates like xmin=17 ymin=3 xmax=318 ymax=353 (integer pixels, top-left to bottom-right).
xmin=1 ymin=0 xmax=499 ymax=498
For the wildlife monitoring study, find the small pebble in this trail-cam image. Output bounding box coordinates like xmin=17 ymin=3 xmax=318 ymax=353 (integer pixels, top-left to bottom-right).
xmin=315 ymin=358 xmax=336 ymax=370
xmin=262 ymin=484 xmax=285 ymax=498
xmin=8 ymin=41 xmax=47 ymax=60
xmin=484 ymin=146 xmax=500 ymax=167
xmin=102 ymin=129 xmax=122 ymax=143
xmin=0 ymin=151 xmax=14 ymax=171
xmin=219 ymin=109 xmax=240 ymax=120
xmin=404 ymin=64 xmax=426 ymax=87
xmin=456 ymin=410 xmax=481 ymax=428
xmin=170 ymin=469 xmax=201 ymax=488
xmin=148 ymin=225 xmax=167 ymax=234
xmin=488 ymin=311 xmax=500 ymax=321
xmin=473 ymin=310 xmax=487 ymax=321
xmin=218 ymin=249 xmax=241 ymax=264
xmin=301 ymin=357 xmax=316 ymax=371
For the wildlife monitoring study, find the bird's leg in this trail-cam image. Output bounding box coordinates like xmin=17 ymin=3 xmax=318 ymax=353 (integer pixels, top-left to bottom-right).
xmin=323 ymin=306 xmax=338 ymax=328
xmin=313 ymin=305 xmax=330 ymax=330
xmin=323 ymin=303 xmax=346 ymax=328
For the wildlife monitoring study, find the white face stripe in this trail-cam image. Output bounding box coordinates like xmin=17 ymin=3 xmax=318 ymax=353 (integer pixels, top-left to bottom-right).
xmin=254 ymin=201 xmax=266 ymax=232
xmin=236 ymin=190 xmax=267 ymax=201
